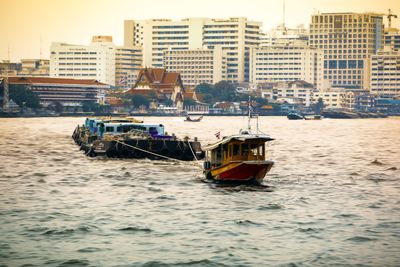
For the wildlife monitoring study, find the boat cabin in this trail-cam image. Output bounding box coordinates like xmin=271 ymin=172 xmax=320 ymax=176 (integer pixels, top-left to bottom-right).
xmin=205 ymin=135 xmax=273 ymax=168
xmin=101 ymin=123 xmax=165 ymax=136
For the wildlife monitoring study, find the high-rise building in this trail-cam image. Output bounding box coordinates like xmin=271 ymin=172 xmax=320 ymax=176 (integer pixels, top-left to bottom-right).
xmin=309 ymin=12 xmax=384 ymax=89
xmin=124 ymin=17 xmax=262 ymax=83
xmin=163 ymin=46 xmax=227 ymax=86
xmin=384 ymin=28 xmax=400 ymax=51
xmin=115 ymin=46 xmax=143 ymax=89
xmin=249 ymin=41 xmax=324 ymax=88
xmin=50 ymin=36 xmax=142 ymax=87
xmin=260 ymin=23 xmax=309 ymax=47
xmin=370 ymin=46 xmax=400 ymax=96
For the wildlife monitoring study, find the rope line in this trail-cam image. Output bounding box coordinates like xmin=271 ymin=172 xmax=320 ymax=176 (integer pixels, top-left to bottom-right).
xmin=187 ymin=141 xmax=204 ymax=170
xmin=114 ymin=139 xmax=204 ymax=170
xmin=115 ymin=140 xmax=181 ymax=162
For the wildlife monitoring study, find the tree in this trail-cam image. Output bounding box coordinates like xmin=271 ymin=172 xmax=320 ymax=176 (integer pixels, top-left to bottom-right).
xmin=164 ymin=98 xmax=174 ymax=106
xmin=183 ymin=98 xmax=196 ymax=107
xmin=315 ymin=98 xmax=324 ymax=114
xmin=53 ymin=101 xmax=64 ymax=113
xmin=195 ymin=83 xmax=214 ymax=94
xmin=214 ymin=81 xmax=236 ymax=101
xmin=8 ymin=84 xmax=41 ymax=109
xmin=82 ymin=101 xmax=111 ymax=114
xmin=130 ymin=94 xmax=150 ymax=108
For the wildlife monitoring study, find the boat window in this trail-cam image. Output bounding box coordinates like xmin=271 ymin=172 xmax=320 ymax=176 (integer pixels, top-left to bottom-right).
xmin=105 ymin=126 xmax=114 ymax=132
xmin=241 ymin=144 xmax=249 ymax=156
xmin=250 ymin=143 xmax=261 ymax=157
xmin=149 ymin=127 xmax=158 ymax=135
xmin=233 ymin=144 xmax=240 ymax=155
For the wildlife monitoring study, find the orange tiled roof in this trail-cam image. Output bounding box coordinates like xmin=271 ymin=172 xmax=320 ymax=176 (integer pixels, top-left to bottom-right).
xmin=8 ymin=76 xmax=108 ymax=86
xmin=132 ymin=68 xmax=182 ymax=90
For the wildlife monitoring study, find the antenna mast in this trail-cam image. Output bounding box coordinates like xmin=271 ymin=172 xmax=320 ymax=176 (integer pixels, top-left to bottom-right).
xmin=2 ymin=47 xmax=10 ymax=111
xmin=283 ymin=0 xmax=287 ymax=33
xmin=248 ymin=96 xmax=251 ymax=133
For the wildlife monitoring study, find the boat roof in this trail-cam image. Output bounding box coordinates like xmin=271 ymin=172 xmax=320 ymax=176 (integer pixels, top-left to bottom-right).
xmin=204 ymin=133 xmax=274 ymax=151
xmin=102 ymin=122 xmax=164 ymax=127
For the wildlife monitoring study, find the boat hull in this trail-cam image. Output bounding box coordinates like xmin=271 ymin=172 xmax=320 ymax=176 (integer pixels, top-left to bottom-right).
xmin=287 ymin=114 xmax=303 ymax=120
xmin=205 ymin=160 xmax=274 ymax=184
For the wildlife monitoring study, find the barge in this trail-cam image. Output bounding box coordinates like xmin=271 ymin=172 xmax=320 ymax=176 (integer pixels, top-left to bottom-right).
xmin=72 ymin=118 xmax=204 ymax=161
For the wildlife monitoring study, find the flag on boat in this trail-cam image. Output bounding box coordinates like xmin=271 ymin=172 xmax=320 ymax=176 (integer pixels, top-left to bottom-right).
xmin=118 ymin=77 xmax=126 ymax=85
xmin=214 ymin=131 xmax=221 ymax=139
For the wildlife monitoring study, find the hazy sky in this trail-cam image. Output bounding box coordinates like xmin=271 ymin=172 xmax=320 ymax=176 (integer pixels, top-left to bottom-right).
xmin=1 ymin=0 xmax=399 ymax=61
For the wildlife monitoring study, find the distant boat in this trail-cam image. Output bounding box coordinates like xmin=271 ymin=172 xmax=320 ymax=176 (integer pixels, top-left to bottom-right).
xmin=184 ymin=115 xmax=203 ymax=122
xmin=287 ymin=111 xmax=303 ymax=120
xmin=203 ymin=99 xmax=274 ymax=185
xmin=303 ymin=114 xmax=322 ymax=120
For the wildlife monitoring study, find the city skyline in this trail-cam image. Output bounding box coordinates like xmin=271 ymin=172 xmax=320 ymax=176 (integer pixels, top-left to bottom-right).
xmin=1 ymin=0 xmax=399 ymax=61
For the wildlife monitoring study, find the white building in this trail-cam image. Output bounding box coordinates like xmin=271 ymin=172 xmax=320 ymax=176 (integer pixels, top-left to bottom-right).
xmin=115 ymin=46 xmax=143 ymax=89
xmin=124 ymin=17 xmax=262 ymax=83
xmin=309 ymin=12 xmax=384 ymax=88
xmin=312 ymin=90 xmax=345 ymax=109
xmin=370 ymin=46 xmax=400 ymax=97
xmin=261 ymin=23 xmax=308 ymax=47
xmin=50 ymin=36 xmax=142 ymax=87
xmin=249 ymin=41 xmax=324 ymax=89
xmin=163 ymin=46 xmax=227 ymax=86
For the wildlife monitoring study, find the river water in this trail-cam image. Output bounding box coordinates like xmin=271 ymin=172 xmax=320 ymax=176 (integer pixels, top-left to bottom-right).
xmin=0 ymin=116 xmax=399 ymax=267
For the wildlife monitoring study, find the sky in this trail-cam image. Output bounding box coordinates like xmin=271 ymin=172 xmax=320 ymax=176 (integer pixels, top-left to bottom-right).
xmin=0 ymin=0 xmax=399 ymax=61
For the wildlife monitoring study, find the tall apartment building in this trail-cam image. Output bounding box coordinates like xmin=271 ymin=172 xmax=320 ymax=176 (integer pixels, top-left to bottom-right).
xmin=309 ymin=12 xmax=384 ymax=89
xmin=124 ymin=17 xmax=261 ymax=83
xmin=370 ymin=46 xmax=400 ymax=96
xmin=115 ymin=46 xmax=143 ymax=89
xmin=163 ymin=46 xmax=227 ymax=86
xmin=249 ymin=41 xmax=324 ymax=88
xmin=50 ymin=36 xmax=142 ymax=87
xmin=384 ymin=28 xmax=400 ymax=51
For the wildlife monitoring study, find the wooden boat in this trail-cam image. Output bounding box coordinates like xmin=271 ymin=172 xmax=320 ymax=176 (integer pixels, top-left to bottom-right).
xmin=184 ymin=115 xmax=203 ymax=122
xmin=203 ymin=99 xmax=274 ymax=184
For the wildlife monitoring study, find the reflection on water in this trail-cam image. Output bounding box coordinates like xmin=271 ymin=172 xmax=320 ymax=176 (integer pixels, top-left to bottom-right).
xmin=0 ymin=116 xmax=400 ymax=266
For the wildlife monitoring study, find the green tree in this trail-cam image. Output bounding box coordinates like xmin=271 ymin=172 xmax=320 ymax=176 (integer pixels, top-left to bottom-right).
xmin=183 ymin=98 xmax=196 ymax=107
xmin=315 ymin=98 xmax=324 ymax=114
xmin=130 ymin=94 xmax=150 ymax=108
xmin=214 ymin=81 xmax=236 ymax=101
xmin=8 ymin=84 xmax=41 ymax=109
xmin=53 ymin=101 xmax=64 ymax=113
xmin=164 ymin=98 xmax=174 ymax=106
xmin=82 ymin=101 xmax=111 ymax=114
xmin=195 ymin=83 xmax=214 ymax=94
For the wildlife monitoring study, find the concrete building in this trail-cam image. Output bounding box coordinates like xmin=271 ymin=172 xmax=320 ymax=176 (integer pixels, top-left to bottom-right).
xmin=312 ymin=90 xmax=345 ymax=109
xmin=50 ymin=36 xmax=142 ymax=87
xmin=115 ymin=46 xmax=143 ymax=89
xmin=124 ymin=17 xmax=262 ymax=83
xmin=163 ymin=46 xmax=227 ymax=86
xmin=261 ymin=23 xmax=309 ymax=47
xmin=309 ymin=12 xmax=384 ymax=88
xmin=370 ymin=46 xmax=400 ymax=97
xmin=1 ymin=59 xmax=49 ymax=77
xmin=249 ymin=41 xmax=324 ymax=88
xmin=384 ymin=27 xmax=400 ymax=51
xmin=8 ymin=77 xmax=110 ymax=107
